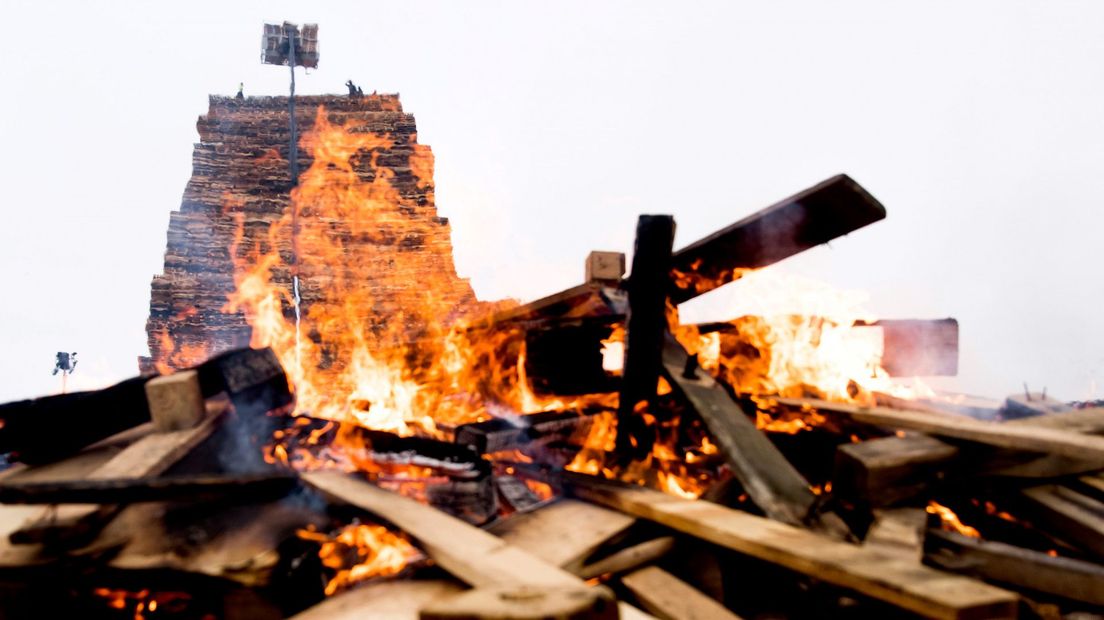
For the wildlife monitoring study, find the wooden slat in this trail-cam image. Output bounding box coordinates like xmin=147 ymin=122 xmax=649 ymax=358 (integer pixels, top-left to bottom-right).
xmin=488 ymin=499 xmax=635 ymax=573
xmin=622 ymin=565 xmax=743 ymax=620
xmin=669 ymin=174 xmax=886 ymax=304
xmin=578 ymin=537 xmax=676 ymax=580
xmin=9 ymin=409 xmax=224 ymax=545
xmin=289 ymin=579 xmax=464 ymax=620
xmin=1020 ymin=485 xmax=1104 ymax=558
xmin=0 ymin=472 xmax=298 ymax=505
xmin=925 ymin=529 xmax=1104 ymax=607
xmin=567 ymin=476 xmax=1018 ymax=620
xmin=302 ymin=471 xmax=581 ymax=589
xmin=783 ymin=398 xmax=1104 ymax=462
xmin=662 ymin=338 xmax=815 ymax=526
xmin=1004 ymin=406 xmax=1104 ymax=433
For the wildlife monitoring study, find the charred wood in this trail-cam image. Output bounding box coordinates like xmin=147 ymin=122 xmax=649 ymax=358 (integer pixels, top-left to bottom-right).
xmin=616 ymin=215 xmax=676 ymax=458
xmin=0 ymin=472 xmax=298 ymax=506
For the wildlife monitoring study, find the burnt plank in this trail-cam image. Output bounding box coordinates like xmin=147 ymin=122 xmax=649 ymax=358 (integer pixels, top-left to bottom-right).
xmin=661 ymin=337 xmax=816 ymax=526
xmin=566 ymin=475 xmax=1018 ymax=620
xmin=1019 ymin=484 xmax=1104 ymax=559
xmin=924 ymin=528 xmax=1104 ymax=607
xmin=0 ymin=472 xmax=297 ymax=505
xmin=617 ymin=215 xmax=676 ymax=457
xmin=669 ymin=174 xmax=886 ymax=304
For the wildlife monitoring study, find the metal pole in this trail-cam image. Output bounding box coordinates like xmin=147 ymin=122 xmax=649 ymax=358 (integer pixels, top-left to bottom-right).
xmin=286 ymin=25 xmax=303 ymax=370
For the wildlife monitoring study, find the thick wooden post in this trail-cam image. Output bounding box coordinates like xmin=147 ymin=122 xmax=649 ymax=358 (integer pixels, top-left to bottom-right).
xmin=616 ymin=215 xmax=675 ymax=458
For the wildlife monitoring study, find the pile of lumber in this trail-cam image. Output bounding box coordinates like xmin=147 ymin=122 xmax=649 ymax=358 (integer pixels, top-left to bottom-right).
xmin=1 ymin=175 xmax=1100 ymax=619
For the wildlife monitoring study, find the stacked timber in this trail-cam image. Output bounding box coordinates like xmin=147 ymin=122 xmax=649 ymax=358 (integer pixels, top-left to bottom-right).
xmin=140 ymin=94 xmax=475 ymax=373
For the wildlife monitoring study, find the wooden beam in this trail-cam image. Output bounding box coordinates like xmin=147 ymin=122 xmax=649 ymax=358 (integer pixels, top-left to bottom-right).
xmin=1003 ymin=406 xmax=1104 ymax=434
xmin=566 ymin=475 xmax=1018 ymax=620
xmin=488 ymin=499 xmax=636 ymax=574
xmin=1019 ymin=485 xmax=1104 ymax=558
xmin=662 ymin=337 xmax=816 ymax=526
xmin=302 ymin=471 xmax=582 ymax=589
xmin=9 ymin=407 xmax=224 ymax=546
xmin=617 ymin=215 xmax=676 ymax=457
xmin=669 ymin=174 xmax=886 ymax=304
xmin=622 ymin=565 xmax=743 ymax=620
xmin=578 ymin=536 xmax=676 ymax=580
xmin=782 ymin=398 xmax=1104 ymax=462
xmin=924 ymin=529 xmax=1104 ymax=607
xmin=833 ymin=435 xmax=958 ymax=507
xmin=288 ymin=579 xmax=464 ymax=620
xmin=0 ymin=472 xmax=297 ymax=505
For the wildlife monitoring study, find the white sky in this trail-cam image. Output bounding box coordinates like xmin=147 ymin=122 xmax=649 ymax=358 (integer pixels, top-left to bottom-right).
xmin=1 ymin=1 xmax=1102 ymax=403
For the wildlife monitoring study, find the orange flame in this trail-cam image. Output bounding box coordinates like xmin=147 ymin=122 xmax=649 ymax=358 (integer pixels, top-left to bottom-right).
xmin=224 ymin=107 xmax=610 ymax=448
xmin=927 ymin=501 xmax=981 ymax=538
xmin=298 ymin=523 xmax=423 ymax=595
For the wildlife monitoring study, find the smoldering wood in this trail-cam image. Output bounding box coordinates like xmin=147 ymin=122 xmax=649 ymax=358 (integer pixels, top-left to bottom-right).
xmin=0 ymin=347 xmax=290 ymax=465
xmin=668 ymin=174 xmax=886 ymax=304
xmin=924 ymin=528 xmax=1104 ymax=607
xmin=302 ymin=471 xmax=584 ymax=589
xmin=0 ymin=376 xmax=154 ymax=465
xmin=1019 ymin=484 xmax=1104 ymax=559
xmin=524 ymin=322 xmax=620 ymax=396
xmin=565 ymin=474 xmax=1019 ymax=620
xmin=1002 ymin=392 xmax=1073 ymax=421
xmin=616 ymin=215 xmax=676 ymax=457
xmin=453 ymin=408 xmax=606 ymax=455
xmin=778 ymin=397 xmax=1104 ymax=462
xmin=0 ymin=472 xmax=298 ymax=505
xmin=661 ymin=337 xmax=816 ymax=527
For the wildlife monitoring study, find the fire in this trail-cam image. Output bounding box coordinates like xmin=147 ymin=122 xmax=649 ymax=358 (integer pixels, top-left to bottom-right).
xmin=224 ymin=107 xmax=608 ymax=445
xmin=298 ymin=522 xmax=423 ymax=595
xmin=927 ymin=501 xmax=981 ymax=538
xmin=91 ymin=588 xmax=192 ymax=619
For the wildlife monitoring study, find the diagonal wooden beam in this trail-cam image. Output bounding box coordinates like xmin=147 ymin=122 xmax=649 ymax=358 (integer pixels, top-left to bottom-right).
xmin=566 ymin=475 xmax=1018 ymax=620
xmin=669 ymin=174 xmax=886 ymax=304
xmin=662 ymin=337 xmax=815 ymax=526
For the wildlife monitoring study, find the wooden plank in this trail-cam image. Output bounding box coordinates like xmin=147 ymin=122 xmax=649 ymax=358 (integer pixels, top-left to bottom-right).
xmin=567 ymin=475 xmax=1018 ymax=620
xmin=9 ymin=408 xmax=224 ymax=546
xmin=302 ymin=471 xmax=582 ymax=589
xmin=782 ymin=397 xmax=1104 ymax=462
xmin=833 ymin=435 xmax=958 ymax=507
xmin=622 ymin=565 xmax=742 ymax=620
xmin=145 ymin=369 xmax=206 ymax=431
xmin=1004 ymin=406 xmax=1104 ymax=433
xmin=421 ymin=585 xmax=618 ymax=620
xmin=669 ymin=174 xmax=886 ymax=304
xmin=662 ymin=338 xmax=815 ymax=526
xmin=289 ymin=579 xmax=464 ymax=620
xmin=1019 ymin=485 xmax=1104 ymax=558
xmin=873 ymin=319 xmax=958 ymax=377
xmin=0 ymin=472 xmax=298 ymax=505
xmin=925 ymin=529 xmax=1104 ymax=607
xmin=488 ymin=499 xmax=636 ymax=573
xmin=616 ymin=215 xmax=676 ymax=457
xmin=862 ymin=508 xmax=927 ymax=561
xmin=578 ymin=536 xmax=676 ymax=580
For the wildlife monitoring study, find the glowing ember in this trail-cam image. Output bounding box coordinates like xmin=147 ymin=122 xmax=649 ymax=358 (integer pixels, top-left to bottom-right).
xmin=298 ymin=522 xmax=423 ymax=595
xmin=91 ymin=588 xmax=193 ymax=619
xmin=927 ymin=501 xmax=981 ymax=538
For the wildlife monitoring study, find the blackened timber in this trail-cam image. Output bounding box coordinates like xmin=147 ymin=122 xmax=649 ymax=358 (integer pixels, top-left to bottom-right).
xmin=669 ymin=174 xmax=886 ymax=304
xmin=924 ymin=528 xmax=1104 ymax=607
xmin=616 ymin=215 xmax=676 ymax=457
xmin=661 ymin=336 xmax=816 ymax=526
xmin=565 ymin=475 xmax=1018 ymax=620
xmin=0 ymin=472 xmax=298 ymax=505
